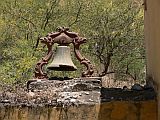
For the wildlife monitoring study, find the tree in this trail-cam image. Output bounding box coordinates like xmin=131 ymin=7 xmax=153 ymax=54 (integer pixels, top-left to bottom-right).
xmin=0 ymin=0 xmax=145 ymax=83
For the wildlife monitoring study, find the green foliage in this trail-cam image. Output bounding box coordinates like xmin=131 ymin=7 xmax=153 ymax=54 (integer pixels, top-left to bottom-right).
xmin=0 ymin=0 xmax=145 ymax=83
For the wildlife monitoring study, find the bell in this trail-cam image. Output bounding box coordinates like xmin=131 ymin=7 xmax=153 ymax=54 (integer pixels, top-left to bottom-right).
xmin=47 ymin=46 xmax=77 ymax=71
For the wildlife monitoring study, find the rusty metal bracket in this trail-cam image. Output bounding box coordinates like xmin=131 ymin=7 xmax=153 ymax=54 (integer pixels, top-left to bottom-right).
xmin=33 ymin=27 xmax=94 ymax=79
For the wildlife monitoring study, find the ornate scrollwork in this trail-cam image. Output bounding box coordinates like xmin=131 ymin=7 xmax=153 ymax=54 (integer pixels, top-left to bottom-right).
xmin=34 ymin=37 xmax=54 ymax=79
xmin=34 ymin=27 xmax=94 ymax=79
xmin=73 ymin=37 xmax=94 ymax=77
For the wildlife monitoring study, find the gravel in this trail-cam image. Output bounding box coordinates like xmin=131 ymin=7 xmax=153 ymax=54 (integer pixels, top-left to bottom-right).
xmin=0 ymin=78 xmax=156 ymax=107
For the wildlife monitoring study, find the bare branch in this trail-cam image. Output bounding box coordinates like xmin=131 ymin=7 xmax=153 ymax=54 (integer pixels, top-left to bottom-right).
xmin=69 ymin=2 xmax=83 ymax=27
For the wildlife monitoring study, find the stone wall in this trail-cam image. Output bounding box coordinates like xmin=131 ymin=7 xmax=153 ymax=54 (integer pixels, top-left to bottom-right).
xmin=0 ymin=78 xmax=157 ymax=120
xmin=0 ymin=100 xmax=157 ymax=120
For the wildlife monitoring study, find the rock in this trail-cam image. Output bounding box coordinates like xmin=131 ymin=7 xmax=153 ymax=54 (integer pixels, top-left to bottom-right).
xmin=27 ymin=91 xmax=35 ymax=98
xmin=123 ymin=86 xmax=128 ymax=91
xmin=57 ymin=99 xmax=62 ymax=103
xmin=111 ymin=97 xmax=114 ymax=100
xmin=143 ymin=84 xmax=154 ymax=90
xmin=0 ymin=77 xmax=102 ymax=106
xmin=89 ymin=99 xmax=94 ymax=102
xmin=72 ymin=95 xmax=78 ymax=99
xmin=84 ymin=92 xmax=90 ymax=95
xmin=48 ymin=100 xmax=52 ymax=104
xmin=70 ymin=98 xmax=77 ymax=103
xmin=131 ymin=84 xmax=143 ymax=91
xmin=1 ymin=99 xmax=10 ymax=103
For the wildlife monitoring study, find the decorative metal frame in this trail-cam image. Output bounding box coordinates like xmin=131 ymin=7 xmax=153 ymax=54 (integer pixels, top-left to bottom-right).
xmin=34 ymin=27 xmax=94 ymax=79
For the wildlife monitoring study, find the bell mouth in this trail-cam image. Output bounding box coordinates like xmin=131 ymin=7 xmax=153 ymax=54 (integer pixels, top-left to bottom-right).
xmin=47 ymin=65 xmax=77 ymax=71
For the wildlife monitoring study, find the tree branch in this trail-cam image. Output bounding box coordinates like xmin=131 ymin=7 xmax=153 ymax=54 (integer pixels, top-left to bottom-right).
xmin=69 ymin=2 xmax=82 ymax=27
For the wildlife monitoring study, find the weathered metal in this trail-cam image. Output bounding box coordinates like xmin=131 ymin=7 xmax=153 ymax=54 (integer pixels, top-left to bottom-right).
xmin=34 ymin=35 xmax=53 ymax=79
xmin=47 ymin=46 xmax=77 ymax=71
xmin=34 ymin=27 xmax=94 ymax=79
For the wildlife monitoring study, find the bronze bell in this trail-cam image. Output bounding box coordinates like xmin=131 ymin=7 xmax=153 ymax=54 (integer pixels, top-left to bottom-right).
xmin=33 ymin=27 xmax=94 ymax=80
xmin=47 ymin=45 xmax=77 ymax=71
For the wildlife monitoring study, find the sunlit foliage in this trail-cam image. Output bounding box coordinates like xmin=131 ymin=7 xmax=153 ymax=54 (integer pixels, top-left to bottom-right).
xmin=0 ymin=0 xmax=144 ymax=83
